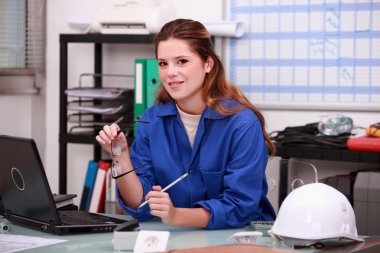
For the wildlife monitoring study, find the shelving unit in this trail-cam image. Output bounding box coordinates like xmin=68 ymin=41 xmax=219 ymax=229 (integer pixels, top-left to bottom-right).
xmin=275 ymin=144 xmax=380 ymax=206
xmin=59 ymin=34 xmax=155 ymax=194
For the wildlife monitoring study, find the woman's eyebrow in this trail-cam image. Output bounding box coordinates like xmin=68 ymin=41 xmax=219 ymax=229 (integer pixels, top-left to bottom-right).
xmin=158 ymin=55 xmax=190 ymax=61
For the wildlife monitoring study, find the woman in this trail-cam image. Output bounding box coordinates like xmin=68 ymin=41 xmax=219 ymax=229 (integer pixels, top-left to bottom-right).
xmin=96 ymin=18 xmax=276 ymax=229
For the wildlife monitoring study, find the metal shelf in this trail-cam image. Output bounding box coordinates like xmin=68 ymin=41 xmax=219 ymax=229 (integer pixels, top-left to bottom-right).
xmin=276 ymin=144 xmax=380 ymax=164
xmin=59 ymin=33 xmax=154 ymax=193
xmin=60 ymin=33 xmax=155 ymax=44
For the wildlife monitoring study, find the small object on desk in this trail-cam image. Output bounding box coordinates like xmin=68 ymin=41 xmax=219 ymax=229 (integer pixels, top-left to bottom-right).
xmin=113 ymin=229 xmax=170 ymax=252
xmin=366 ymin=122 xmax=380 ymax=137
xmin=248 ymin=220 xmax=274 ymax=237
xmin=318 ymin=115 xmax=353 ymax=136
xmin=1 ymin=221 xmax=10 ymax=233
xmin=53 ymin=193 xmax=77 ymax=209
xmin=228 ymin=231 xmax=263 ymax=244
xmin=134 ymin=230 xmax=170 ymax=253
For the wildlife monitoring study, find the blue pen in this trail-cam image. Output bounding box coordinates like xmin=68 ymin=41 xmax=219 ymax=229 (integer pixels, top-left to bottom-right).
xmin=138 ymin=171 xmax=190 ymax=208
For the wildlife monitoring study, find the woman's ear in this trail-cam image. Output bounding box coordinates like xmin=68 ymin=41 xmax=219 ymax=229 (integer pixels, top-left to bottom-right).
xmin=205 ymin=57 xmax=214 ymax=73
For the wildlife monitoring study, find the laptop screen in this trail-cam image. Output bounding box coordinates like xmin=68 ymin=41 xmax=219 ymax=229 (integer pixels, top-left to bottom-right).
xmin=0 ymin=135 xmax=60 ymax=224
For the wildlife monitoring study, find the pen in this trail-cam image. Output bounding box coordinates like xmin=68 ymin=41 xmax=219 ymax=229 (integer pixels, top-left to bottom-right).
xmin=138 ymin=171 xmax=190 ymax=208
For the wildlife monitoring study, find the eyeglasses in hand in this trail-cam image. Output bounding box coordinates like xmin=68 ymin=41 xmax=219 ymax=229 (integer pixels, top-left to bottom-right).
xmin=111 ymin=129 xmax=129 ymax=156
xmin=110 ymin=120 xmax=149 ymax=156
xmin=110 ymin=120 xmax=149 ymax=179
xmin=111 ymin=160 xmax=149 ymax=179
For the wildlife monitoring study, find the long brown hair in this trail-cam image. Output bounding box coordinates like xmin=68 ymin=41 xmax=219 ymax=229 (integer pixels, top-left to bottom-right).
xmin=154 ymin=19 xmax=275 ymax=156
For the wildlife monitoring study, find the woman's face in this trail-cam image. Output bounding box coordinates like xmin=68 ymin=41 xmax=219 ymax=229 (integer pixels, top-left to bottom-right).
xmin=157 ymin=38 xmax=211 ymax=110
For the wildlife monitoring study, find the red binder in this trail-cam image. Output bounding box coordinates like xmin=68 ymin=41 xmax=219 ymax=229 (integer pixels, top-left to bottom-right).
xmin=347 ymin=137 xmax=380 ymax=152
xmin=89 ymin=160 xmax=111 ymax=213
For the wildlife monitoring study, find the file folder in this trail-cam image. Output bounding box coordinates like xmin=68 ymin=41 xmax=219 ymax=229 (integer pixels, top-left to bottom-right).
xmin=134 ymin=59 xmax=147 ymax=123
xmin=134 ymin=59 xmax=160 ymax=135
xmin=145 ymin=59 xmax=159 ymax=108
xmin=89 ymin=160 xmax=111 ymax=213
xmin=80 ymin=160 xmax=98 ymax=211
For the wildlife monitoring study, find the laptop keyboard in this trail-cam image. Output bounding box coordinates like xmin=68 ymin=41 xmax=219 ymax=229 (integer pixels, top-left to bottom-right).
xmin=59 ymin=210 xmax=118 ymax=225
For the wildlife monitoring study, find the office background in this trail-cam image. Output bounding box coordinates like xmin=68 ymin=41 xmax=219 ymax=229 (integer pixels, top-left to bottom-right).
xmin=0 ymin=0 xmax=378 ymax=212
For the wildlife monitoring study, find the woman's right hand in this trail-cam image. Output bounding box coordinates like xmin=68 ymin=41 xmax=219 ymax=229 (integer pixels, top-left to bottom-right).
xmin=95 ymin=123 xmax=122 ymax=154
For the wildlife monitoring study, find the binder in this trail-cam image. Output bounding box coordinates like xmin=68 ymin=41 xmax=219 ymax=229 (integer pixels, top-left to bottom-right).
xmin=145 ymin=59 xmax=160 ymax=108
xmin=79 ymin=160 xmax=98 ymax=211
xmin=89 ymin=160 xmax=111 ymax=213
xmin=105 ymin=166 xmax=116 ymax=202
xmin=133 ymin=58 xmax=160 ymax=135
xmin=134 ymin=59 xmax=147 ymax=123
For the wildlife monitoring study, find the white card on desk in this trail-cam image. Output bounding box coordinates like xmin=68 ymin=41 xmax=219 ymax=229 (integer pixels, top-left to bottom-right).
xmin=133 ymin=230 xmax=170 ymax=253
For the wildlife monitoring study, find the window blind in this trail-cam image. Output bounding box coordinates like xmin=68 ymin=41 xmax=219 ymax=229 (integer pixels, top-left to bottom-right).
xmin=0 ymin=0 xmax=46 ymax=94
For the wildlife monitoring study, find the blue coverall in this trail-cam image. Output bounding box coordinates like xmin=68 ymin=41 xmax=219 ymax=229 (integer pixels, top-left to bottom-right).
xmin=117 ymin=100 xmax=276 ymax=229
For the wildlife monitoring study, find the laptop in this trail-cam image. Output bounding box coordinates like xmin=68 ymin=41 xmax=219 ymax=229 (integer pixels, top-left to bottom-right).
xmin=0 ymin=135 xmax=138 ymax=235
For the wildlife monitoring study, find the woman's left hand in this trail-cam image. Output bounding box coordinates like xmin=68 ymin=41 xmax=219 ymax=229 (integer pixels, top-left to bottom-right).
xmin=146 ymin=185 xmax=177 ymax=225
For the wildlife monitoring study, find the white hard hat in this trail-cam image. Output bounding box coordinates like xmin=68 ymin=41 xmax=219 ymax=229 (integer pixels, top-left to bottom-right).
xmin=271 ymin=183 xmax=363 ymax=246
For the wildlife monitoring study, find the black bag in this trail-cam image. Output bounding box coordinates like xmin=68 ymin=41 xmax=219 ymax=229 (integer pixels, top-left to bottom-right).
xmin=270 ymin=123 xmax=349 ymax=149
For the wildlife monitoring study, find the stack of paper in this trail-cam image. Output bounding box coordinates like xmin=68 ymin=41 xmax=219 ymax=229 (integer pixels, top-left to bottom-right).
xmin=53 ymin=193 xmax=77 ymax=210
xmin=67 ymin=103 xmax=125 ymax=115
xmin=65 ymin=87 xmax=131 ymax=99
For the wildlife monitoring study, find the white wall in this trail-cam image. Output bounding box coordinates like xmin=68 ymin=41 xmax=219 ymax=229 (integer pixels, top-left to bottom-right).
xmin=0 ymin=96 xmax=32 ymax=137
xmin=3 ymin=0 xmax=377 ymax=211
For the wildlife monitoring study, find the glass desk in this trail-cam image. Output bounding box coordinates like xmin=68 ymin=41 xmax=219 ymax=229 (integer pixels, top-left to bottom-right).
xmin=1 ymin=215 xmax=380 ymax=253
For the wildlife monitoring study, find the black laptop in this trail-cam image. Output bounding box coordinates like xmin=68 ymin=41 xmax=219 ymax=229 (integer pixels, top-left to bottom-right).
xmin=0 ymin=135 xmax=138 ymax=235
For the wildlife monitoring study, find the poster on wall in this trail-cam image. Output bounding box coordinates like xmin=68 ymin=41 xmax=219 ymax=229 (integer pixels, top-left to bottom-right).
xmin=226 ymin=0 xmax=380 ymax=111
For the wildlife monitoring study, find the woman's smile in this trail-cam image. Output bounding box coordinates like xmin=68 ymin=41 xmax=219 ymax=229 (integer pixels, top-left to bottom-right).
xmin=167 ymin=80 xmax=184 ymax=88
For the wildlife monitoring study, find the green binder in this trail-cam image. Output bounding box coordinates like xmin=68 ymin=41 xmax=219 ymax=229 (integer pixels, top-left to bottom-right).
xmin=134 ymin=59 xmax=147 ymax=123
xmin=145 ymin=59 xmax=159 ymax=108
xmin=133 ymin=59 xmax=160 ymax=136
